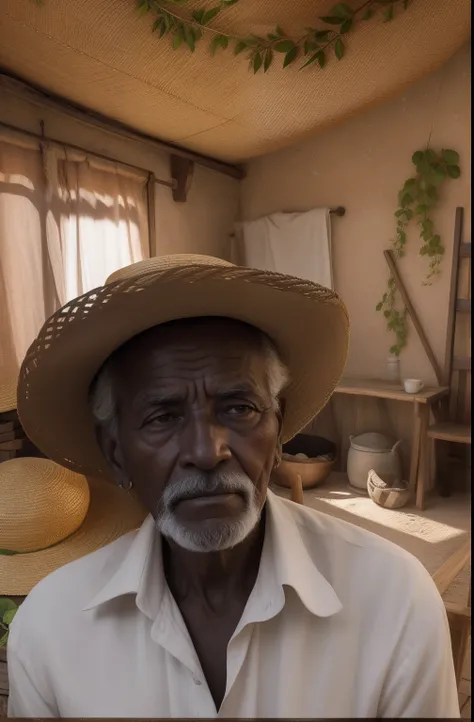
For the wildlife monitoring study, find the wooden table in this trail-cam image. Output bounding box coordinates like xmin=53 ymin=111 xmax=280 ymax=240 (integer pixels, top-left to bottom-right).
xmin=334 ymin=378 xmax=449 ymax=508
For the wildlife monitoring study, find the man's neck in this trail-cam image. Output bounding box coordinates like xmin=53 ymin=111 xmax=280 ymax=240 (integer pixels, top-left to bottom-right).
xmin=162 ymin=511 xmax=266 ymax=615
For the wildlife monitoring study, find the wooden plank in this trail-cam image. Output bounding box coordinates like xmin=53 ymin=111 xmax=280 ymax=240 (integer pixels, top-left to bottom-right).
xmin=0 ymin=439 xmax=23 ymax=451
xmin=170 ymin=155 xmax=194 ymax=203
xmin=460 ymin=243 xmax=471 ymax=258
xmin=444 ymin=208 xmax=465 ymax=384
xmin=453 ymin=357 xmax=471 ymax=371
xmin=335 ymin=378 xmax=449 ymax=404
xmin=415 ymin=404 xmax=430 ymax=509
xmin=384 ymin=250 xmax=444 ymax=384
xmin=427 ymin=422 xmax=471 ymax=444
xmin=432 ymin=541 xmax=471 ymax=595
xmin=456 ymin=299 xmax=471 ymax=313
xmin=445 ymin=603 xmax=471 ymax=686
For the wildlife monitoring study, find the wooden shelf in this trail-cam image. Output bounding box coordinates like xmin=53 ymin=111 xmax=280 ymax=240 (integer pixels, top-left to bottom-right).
xmin=427 ymin=422 xmax=471 ymax=444
xmin=335 ymin=377 xmax=449 ymax=404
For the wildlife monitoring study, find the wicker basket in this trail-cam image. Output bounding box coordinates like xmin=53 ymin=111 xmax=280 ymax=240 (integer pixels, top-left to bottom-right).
xmin=367 ymin=469 xmax=410 ymax=509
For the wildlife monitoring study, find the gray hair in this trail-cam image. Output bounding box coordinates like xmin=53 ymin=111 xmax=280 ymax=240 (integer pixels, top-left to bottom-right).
xmin=89 ymin=331 xmax=289 ymax=440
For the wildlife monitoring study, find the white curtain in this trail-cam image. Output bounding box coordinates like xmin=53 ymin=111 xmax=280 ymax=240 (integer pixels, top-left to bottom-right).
xmin=233 ymin=208 xmax=334 ymax=289
xmin=0 ymin=134 xmax=150 ymax=377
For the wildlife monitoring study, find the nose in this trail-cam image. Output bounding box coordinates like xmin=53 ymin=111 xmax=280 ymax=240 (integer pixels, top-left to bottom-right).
xmin=179 ymin=413 xmax=232 ymax=471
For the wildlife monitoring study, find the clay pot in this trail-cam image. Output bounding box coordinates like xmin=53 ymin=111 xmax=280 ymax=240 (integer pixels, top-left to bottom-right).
xmin=347 ymin=432 xmax=402 ymax=494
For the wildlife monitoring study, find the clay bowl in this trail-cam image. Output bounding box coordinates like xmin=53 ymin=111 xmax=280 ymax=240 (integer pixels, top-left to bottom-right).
xmin=272 ymin=455 xmax=335 ymax=490
xmin=367 ymin=469 xmax=411 ymax=509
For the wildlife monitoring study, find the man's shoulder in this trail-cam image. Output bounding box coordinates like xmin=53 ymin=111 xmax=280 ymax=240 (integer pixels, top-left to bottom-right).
xmin=10 ymin=527 xmax=139 ymax=638
xmin=271 ymin=490 xmax=435 ymax=590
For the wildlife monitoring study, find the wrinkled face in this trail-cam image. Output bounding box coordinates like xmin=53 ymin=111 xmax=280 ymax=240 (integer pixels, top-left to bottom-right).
xmin=100 ymin=318 xmax=283 ymax=552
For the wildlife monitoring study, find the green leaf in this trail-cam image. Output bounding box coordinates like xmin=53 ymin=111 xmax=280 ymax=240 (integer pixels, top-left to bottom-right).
xmin=210 ymin=34 xmax=225 ymax=55
xmin=222 ymin=0 xmax=239 ymax=5
xmin=275 ymin=25 xmax=285 ymax=37
xmin=234 ymin=41 xmax=247 ymax=54
xmin=340 ymin=18 xmax=353 ymax=34
xmin=303 ymin=40 xmax=319 ymax=55
xmin=376 ymin=302 xmax=383 ymax=311
xmin=447 ymin=165 xmax=461 ymax=179
xmin=283 ymin=46 xmax=299 ymax=68
xmin=172 ymin=33 xmax=183 ymax=49
xmin=274 ymin=40 xmax=296 ymax=53
xmin=263 ymin=48 xmax=273 ymax=72
xmin=320 ymin=16 xmax=344 ymax=25
xmin=201 ymin=6 xmax=221 ymax=25
xmin=185 ymin=26 xmax=196 ymax=51
xmin=192 ymin=9 xmax=205 ymax=23
xmin=330 ymin=2 xmax=354 ymax=18
xmin=0 ymin=631 xmax=9 ymax=648
xmin=362 ymin=7 xmax=375 ymax=19
xmin=335 ymin=38 xmax=344 ymax=59
xmin=253 ymin=52 xmax=263 ymax=73
xmin=3 ymin=608 xmax=17 ymax=626
xmin=316 ymin=50 xmax=326 ymax=68
xmin=383 ymin=4 xmax=395 ymax=21
xmin=136 ymin=1 xmax=150 ymax=17
xmin=152 ymin=18 xmax=166 ymax=36
xmin=314 ymin=30 xmax=332 ymax=41
xmin=441 ymin=149 xmax=460 ymax=165
xmin=412 ymin=150 xmax=424 ymax=165
xmin=0 ymin=598 xmax=18 ymax=617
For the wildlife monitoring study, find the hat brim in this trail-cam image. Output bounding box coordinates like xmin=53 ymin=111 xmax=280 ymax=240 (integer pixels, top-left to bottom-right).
xmin=17 ymin=262 xmax=349 ymax=481
xmin=0 ymin=477 xmax=147 ymax=596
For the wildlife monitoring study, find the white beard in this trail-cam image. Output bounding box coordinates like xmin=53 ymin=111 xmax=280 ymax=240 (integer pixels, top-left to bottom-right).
xmin=155 ymin=470 xmax=261 ymax=552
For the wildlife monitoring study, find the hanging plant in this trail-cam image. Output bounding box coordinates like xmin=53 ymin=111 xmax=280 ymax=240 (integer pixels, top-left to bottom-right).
xmin=376 ymin=148 xmax=461 ymax=356
xmin=0 ymin=597 xmax=19 ymax=647
xmin=134 ymin=0 xmax=412 ymax=73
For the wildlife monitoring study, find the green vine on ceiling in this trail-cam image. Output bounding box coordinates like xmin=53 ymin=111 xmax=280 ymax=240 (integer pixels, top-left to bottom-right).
xmin=135 ymin=0 xmax=412 ymax=73
xmin=376 ymin=148 xmax=461 ymax=357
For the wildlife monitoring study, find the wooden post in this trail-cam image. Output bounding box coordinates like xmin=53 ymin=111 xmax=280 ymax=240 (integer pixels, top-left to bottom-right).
xmin=146 ymin=173 xmax=157 ymax=257
xmin=384 ymin=250 xmax=443 ymax=384
xmin=289 ymin=474 xmax=304 ymax=505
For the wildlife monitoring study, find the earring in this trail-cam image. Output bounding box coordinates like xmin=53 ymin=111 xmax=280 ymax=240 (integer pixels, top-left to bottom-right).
xmin=120 ymin=478 xmax=133 ymax=492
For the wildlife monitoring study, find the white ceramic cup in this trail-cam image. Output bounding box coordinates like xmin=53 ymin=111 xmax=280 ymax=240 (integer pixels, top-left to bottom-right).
xmin=403 ymin=378 xmax=424 ymax=394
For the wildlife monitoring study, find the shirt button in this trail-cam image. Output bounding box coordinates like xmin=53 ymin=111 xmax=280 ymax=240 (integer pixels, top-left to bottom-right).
xmin=193 ymin=677 xmax=202 ymax=686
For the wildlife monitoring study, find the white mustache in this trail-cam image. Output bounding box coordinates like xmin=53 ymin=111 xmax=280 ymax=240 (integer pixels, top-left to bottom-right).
xmin=162 ymin=470 xmax=255 ymax=510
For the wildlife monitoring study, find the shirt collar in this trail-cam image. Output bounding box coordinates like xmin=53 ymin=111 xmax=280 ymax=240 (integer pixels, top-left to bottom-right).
xmin=82 ymin=489 xmax=342 ymax=620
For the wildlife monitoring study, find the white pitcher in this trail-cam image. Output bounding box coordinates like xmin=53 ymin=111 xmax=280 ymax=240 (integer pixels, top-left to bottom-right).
xmin=347 ymin=432 xmax=403 ymax=493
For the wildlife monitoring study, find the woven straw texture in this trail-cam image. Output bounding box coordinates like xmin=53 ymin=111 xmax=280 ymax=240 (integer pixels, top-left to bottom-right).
xmin=0 ymin=458 xmax=90 ymax=553
xmin=0 ymin=0 xmax=470 ymax=162
xmin=0 ymin=459 xmax=147 ymax=596
xmin=17 ymin=254 xmax=349 ymax=482
xmin=0 ymin=375 xmax=17 ymax=414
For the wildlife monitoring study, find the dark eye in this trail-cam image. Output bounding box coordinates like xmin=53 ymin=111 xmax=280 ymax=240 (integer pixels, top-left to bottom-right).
xmin=147 ymin=412 xmax=182 ymax=426
xmin=226 ymin=404 xmax=258 ymax=416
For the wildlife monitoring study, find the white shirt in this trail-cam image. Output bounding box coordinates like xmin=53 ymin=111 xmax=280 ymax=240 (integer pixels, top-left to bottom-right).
xmin=7 ymin=490 xmax=460 ymax=718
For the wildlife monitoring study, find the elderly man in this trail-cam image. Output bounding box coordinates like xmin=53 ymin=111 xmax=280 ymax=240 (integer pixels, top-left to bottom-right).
xmin=8 ymin=255 xmax=459 ymax=718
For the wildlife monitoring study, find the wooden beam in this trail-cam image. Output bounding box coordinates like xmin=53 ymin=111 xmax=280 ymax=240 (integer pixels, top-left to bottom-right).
xmin=170 ymin=155 xmax=195 ymax=203
xmin=0 ymin=72 xmax=245 ymax=180
xmin=453 ymin=357 xmax=471 ymax=371
xmin=432 ymin=541 xmax=471 ymax=596
xmin=384 ymin=250 xmax=443 ymax=385
xmin=444 ymin=208 xmax=465 ymax=384
xmin=456 ymin=298 xmax=471 ymax=312
xmin=460 ymin=243 xmax=471 ymax=258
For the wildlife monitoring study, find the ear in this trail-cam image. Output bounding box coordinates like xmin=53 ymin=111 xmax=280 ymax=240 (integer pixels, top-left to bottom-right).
xmin=95 ymin=424 xmax=130 ymax=489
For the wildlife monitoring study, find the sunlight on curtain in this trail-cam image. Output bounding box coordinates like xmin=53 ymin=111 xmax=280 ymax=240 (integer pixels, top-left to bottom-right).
xmin=48 ymin=157 xmax=149 ymax=303
xmin=0 ymin=138 xmax=150 ymax=379
xmin=0 ymin=141 xmax=58 ymax=376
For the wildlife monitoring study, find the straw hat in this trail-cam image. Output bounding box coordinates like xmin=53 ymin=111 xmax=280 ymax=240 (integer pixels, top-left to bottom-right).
xmin=0 ymin=374 xmax=18 ymax=414
xmin=17 ymin=254 xmax=349 ymax=483
xmin=0 ymin=457 xmax=147 ymax=595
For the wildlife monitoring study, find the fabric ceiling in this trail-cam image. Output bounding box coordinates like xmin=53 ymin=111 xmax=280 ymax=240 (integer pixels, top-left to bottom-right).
xmin=0 ymin=0 xmax=470 ymax=162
